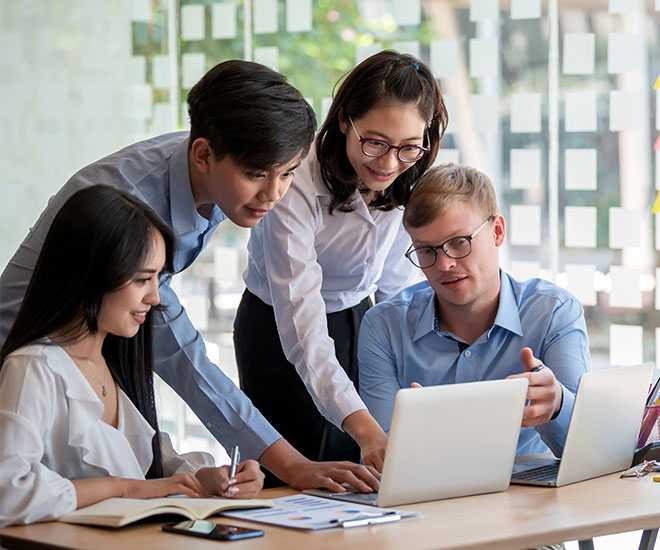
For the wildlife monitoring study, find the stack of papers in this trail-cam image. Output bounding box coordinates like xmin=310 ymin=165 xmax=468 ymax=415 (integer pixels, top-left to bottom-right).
xmin=220 ymin=494 xmax=419 ymax=531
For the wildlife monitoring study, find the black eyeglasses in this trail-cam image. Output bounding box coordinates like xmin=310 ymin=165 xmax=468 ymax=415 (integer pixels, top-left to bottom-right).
xmin=405 ymin=216 xmax=495 ymax=268
xmin=348 ymin=116 xmax=428 ymax=163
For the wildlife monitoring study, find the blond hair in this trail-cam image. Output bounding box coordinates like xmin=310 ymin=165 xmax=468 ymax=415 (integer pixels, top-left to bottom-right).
xmin=403 ymin=163 xmax=498 ymax=229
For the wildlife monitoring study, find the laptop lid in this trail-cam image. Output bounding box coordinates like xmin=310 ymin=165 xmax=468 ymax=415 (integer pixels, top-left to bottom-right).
xmin=554 ymin=363 xmax=653 ymax=487
xmin=375 ymin=377 xmax=528 ymax=507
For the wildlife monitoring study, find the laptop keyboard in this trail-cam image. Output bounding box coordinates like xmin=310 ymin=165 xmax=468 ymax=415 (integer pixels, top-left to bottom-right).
xmin=330 ymin=491 xmax=379 ymax=505
xmin=511 ymin=462 xmax=560 ymax=482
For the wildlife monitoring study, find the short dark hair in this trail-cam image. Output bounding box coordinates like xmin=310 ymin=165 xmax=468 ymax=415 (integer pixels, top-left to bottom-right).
xmin=1 ymin=185 xmax=175 ymax=479
xmin=316 ymin=50 xmax=448 ymax=214
xmin=187 ymin=60 xmax=317 ymax=169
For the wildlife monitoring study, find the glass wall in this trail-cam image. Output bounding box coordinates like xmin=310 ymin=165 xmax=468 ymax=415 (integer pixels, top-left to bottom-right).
xmin=2 ymin=0 xmax=660 ymax=462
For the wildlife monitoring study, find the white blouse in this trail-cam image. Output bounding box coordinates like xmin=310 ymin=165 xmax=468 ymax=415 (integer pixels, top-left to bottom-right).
xmin=243 ymin=147 xmax=418 ymax=429
xmin=0 ymin=343 xmax=214 ymax=527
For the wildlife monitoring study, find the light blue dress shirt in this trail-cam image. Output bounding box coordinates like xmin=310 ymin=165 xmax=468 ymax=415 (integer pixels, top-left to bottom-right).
xmin=358 ymin=271 xmax=590 ymax=457
xmin=0 ymin=132 xmax=281 ymax=459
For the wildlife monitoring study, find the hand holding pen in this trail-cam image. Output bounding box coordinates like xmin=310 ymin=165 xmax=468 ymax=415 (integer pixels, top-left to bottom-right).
xmin=506 ymin=347 xmax=563 ymax=427
xmin=193 ymin=445 xmax=265 ymax=499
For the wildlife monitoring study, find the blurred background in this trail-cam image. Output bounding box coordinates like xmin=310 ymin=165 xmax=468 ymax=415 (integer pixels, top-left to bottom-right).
xmin=1 ymin=1 xmax=659 ymax=501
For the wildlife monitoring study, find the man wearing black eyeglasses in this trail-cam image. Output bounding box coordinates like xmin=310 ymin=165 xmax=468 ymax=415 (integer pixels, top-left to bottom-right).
xmin=358 ymin=163 xmax=590 ymax=459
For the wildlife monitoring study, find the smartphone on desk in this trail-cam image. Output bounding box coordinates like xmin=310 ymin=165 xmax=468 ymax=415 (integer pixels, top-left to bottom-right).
xmin=162 ymin=519 xmax=264 ymax=541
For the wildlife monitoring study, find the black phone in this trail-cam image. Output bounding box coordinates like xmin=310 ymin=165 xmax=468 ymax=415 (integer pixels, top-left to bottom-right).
xmin=162 ymin=520 xmax=264 ymax=541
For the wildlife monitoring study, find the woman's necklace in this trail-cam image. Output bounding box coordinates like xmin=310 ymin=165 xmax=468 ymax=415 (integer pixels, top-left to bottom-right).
xmin=83 ymin=358 xmax=108 ymax=398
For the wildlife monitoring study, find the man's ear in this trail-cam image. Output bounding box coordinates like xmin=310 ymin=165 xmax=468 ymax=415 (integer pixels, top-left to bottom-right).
xmin=190 ymin=138 xmax=213 ymax=174
xmin=493 ymin=215 xmax=506 ymax=247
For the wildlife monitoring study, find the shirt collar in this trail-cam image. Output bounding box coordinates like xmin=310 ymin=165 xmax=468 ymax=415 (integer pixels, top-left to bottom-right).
xmin=412 ymin=270 xmax=523 ymax=342
xmin=169 ymin=138 xmax=198 ymax=234
xmin=492 ymin=270 xmax=523 ymax=336
xmin=412 ymin=286 xmax=438 ymax=342
xmin=168 ymin=139 xmax=227 ymax=233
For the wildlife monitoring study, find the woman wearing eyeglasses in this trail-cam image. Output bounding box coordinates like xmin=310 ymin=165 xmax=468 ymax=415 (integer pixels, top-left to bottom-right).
xmin=234 ymin=50 xmax=448 ymax=483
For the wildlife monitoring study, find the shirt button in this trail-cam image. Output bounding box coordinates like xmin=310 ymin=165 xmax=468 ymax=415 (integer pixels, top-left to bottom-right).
xmin=464 ymin=350 xmax=471 ymax=357
xmin=207 ymin=422 xmax=212 ymax=428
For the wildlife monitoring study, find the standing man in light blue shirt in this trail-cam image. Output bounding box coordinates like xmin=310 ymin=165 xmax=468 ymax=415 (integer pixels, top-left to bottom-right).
xmin=0 ymin=60 xmax=380 ymax=493
xmin=358 ymin=163 xmax=590 ymax=457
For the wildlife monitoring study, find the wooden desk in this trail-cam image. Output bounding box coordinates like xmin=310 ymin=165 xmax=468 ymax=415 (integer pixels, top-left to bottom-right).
xmin=2 ymin=473 xmax=659 ymax=550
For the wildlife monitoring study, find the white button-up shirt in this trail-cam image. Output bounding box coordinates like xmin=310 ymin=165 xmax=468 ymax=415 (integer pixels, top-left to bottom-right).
xmin=243 ymin=147 xmax=418 ymax=428
xmin=0 ymin=343 xmax=214 ymax=527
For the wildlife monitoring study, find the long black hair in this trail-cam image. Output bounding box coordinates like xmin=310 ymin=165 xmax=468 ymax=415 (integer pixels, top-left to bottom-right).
xmin=1 ymin=185 xmax=175 ymax=479
xmin=317 ymin=50 xmax=449 ymax=214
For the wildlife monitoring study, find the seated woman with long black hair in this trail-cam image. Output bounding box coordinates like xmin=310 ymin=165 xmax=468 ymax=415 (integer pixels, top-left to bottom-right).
xmin=0 ymin=185 xmax=264 ymax=527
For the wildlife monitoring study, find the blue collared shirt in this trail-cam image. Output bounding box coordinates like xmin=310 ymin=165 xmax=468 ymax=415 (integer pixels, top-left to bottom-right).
xmin=358 ymin=271 xmax=590 ymax=457
xmin=0 ymin=132 xmax=281 ymax=459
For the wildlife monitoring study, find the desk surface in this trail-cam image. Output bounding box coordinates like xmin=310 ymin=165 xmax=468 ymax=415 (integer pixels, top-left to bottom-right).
xmin=2 ymin=473 xmax=660 ymax=550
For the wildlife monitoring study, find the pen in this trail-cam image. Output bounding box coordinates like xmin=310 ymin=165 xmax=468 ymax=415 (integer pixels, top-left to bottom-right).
xmin=229 ymin=445 xmax=240 ymax=479
xmin=530 ymin=364 xmax=545 ymax=373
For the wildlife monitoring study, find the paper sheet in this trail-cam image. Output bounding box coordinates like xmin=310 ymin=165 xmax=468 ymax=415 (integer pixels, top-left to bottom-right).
xmin=509 ymin=261 xmax=541 ymax=281
xmin=609 ymin=266 xmax=642 ymax=309
xmin=471 ymin=94 xmax=498 ymax=132
xmin=221 ymin=494 xmax=416 ymax=531
xmin=182 ymin=53 xmax=206 ymax=89
xmin=565 ymin=149 xmax=597 ymax=190
xmin=510 ymin=0 xmax=541 ymax=20
xmin=610 ymin=324 xmax=643 ymax=366
xmin=430 ymin=40 xmax=458 ymax=79
xmin=393 ymin=0 xmax=421 ymax=26
xmin=609 ymin=0 xmax=642 ymax=13
xmin=564 ymin=206 xmax=597 ymax=248
xmin=181 ymin=4 xmax=205 ymax=41
xmin=321 ymin=97 xmax=333 ymax=121
xmin=656 ymin=268 xmax=660 ymax=309
xmin=565 ymin=264 xmax=597 ymax=307
xmin=563 ymin=33 xmax=595 ymax=75
xmin=356 ymin=44 xmax=382 ymax=65
xmin=254 ymin=46 xmax=279 ymax=71
xmin=434 ymin=149 xmax=460 ymax=165
xmin=129 ymin=56 xmax=146 ymax=85
xmin=392 ymin=41 xmax=420 ymax=58
xmin=470 ymin=0 xmax=499 ymax=21
xmin=287 ymin=0 xmax=312 ymax=32
xmin=470 ymin=38 xmax=498 ymax=78
xmin=510 ymin=93 xmax=541 ymax=133
xmin=212 ymin=3 xmax=237 ymax=39
xmin=509 ymin=205 xmax=541 ymax=246
xmin=254 ymin=0 xmax=278 ymax=34
xmin=565 ymin=91 xmax=597 ymax=132
xmin=609 ymin=207 xmax=641 ymax=248
xmin=510 ymin=149 xmax=541 ymax=189
xmin=608 ymin=32 xmax=642 ymax=74
xmin=443 ymin=95 xmax=457 ymax=134
xmin=152 ymin=55 xmax=170 ymax=90
xmin=131 ymin=0 xmax=152 ymax=21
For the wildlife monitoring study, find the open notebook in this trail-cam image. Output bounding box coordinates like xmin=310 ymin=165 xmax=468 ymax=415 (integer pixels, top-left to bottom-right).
xmin=58 ymin=497 xmax=273 ymax=528
xmin=306 ymin=377 xmax=528 ymax=507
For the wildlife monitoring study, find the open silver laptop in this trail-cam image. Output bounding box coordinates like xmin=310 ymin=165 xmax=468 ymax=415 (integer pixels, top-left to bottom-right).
xmin=511 ymin=363 xmax=653 ymax=487
xmin=305 ymin=377 xmax=528 ymax=507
